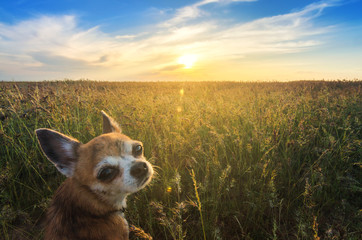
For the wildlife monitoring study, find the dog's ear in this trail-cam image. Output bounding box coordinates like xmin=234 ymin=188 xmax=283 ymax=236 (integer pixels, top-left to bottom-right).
xmin=35 ymin=128 xmax=81 ymax=177
xmin=101 ymin=110 xmax=122 ymax=134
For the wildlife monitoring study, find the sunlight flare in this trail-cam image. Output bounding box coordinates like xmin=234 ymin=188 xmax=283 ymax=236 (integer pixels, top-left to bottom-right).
xmin=178 ymin=54 xmax=198 ymax=69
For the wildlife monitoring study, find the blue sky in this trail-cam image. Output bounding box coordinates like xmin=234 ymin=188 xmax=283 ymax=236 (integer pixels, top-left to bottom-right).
xmin=0 ymin=0 xmax=361 ymax=81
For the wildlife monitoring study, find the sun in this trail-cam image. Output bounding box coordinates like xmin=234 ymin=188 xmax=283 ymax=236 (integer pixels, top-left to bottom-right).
xmin=178 ymin=54 xmax=197 ymax=69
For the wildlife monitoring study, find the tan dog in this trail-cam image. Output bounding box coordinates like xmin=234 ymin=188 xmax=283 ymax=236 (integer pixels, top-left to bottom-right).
xmin=36 ymin=111 xmax=153 ymax=240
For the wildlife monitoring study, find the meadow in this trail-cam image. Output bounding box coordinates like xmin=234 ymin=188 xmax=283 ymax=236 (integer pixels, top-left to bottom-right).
xmin=0 ymin=80 xmax=361 ymax=239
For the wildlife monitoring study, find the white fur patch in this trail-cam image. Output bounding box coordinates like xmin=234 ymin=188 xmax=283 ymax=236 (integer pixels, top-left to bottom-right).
xmin=62 ymin=140 xmax=74 ymax=154
xmin=95 ymin=156 xmax=121 ymax=170
xmin=123 ymin=141 xmax=134 ymax=155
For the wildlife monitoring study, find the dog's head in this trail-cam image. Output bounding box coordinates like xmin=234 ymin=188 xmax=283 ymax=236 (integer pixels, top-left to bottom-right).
xmin=35 ymin=111 xmax=153 ymax=209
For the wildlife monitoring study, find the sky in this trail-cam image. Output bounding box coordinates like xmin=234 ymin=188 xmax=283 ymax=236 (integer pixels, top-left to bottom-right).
xmin=0 ymin=0 xmax=361 ymax=81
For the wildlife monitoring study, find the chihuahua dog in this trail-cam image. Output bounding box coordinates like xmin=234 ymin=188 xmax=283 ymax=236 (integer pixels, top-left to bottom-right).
xmin=36 ymin=111 xmax=153 ymax=240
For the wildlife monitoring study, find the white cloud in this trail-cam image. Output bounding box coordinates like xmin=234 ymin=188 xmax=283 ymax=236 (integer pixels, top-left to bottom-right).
xmin=0 ymin=1 xmax=343 ymax=81
xmin=161 ymin=0 xmax=257 ymax=27
xmin=115 ymin=35 xmax=137 ymax=40
xmin=207 ymin=3 xmax=334 ymax=56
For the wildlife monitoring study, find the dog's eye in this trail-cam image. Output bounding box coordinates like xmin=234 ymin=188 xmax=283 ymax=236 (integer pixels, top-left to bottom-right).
xmin=97 ymin=167 xmax=119 ymax=182
xmin=133 ymin=144 xmax=143 ymax=157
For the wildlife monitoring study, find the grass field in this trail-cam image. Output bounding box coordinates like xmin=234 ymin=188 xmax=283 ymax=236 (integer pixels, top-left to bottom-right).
xmin=0 ymin=80 xmax=361 ymax=239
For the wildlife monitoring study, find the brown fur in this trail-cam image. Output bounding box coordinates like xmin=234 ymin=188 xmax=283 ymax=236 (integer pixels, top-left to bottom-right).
xmin=45 ymin=178 xmax=128 ymax=240
xmin=37 ymin=111 xmax=153 ymax=240
xmin=44 ymin=133 xmax=132 ymax=240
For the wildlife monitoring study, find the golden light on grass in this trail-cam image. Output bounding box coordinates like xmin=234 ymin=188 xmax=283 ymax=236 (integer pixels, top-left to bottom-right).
xmin=180 ymin=88 xmax=184 ymax=96
xmin=178 ymin=54 xmax=197 ymax=69
xmin=2 ymin=81 xmax=361 ymax=239
xmin=177 ymin=106 xmax=182 ymax=112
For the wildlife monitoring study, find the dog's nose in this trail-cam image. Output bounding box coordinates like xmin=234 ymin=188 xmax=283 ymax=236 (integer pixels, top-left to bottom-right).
xmin=130 ymin=162 xmax=148 ymax=179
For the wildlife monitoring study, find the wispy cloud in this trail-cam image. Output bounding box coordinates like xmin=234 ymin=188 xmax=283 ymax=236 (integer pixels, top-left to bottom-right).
xmin=161 ymin=0 xmax=257 ymax=27
xmin=0 ymin=1 xmax=342 ymax=81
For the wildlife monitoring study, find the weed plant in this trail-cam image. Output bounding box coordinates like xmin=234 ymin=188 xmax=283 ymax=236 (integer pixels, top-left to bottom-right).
xmin=0 ymin=80 xmax=361 ymax=239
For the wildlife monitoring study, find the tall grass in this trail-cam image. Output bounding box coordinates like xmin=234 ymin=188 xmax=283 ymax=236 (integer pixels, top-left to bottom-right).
xmin=0 ymin=80 xmax=361 ymax=239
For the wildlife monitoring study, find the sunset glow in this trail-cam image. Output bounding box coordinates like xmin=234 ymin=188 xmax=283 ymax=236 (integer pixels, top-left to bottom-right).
xmin=0 ymin=0 xmax=361 ymax=81
xmin=178 ymin=55 xmax=198 ymax=69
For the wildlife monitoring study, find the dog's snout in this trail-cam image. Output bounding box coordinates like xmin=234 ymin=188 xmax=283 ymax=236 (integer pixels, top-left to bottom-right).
xmin=130 ymin=162 xmax=148 ymax=178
